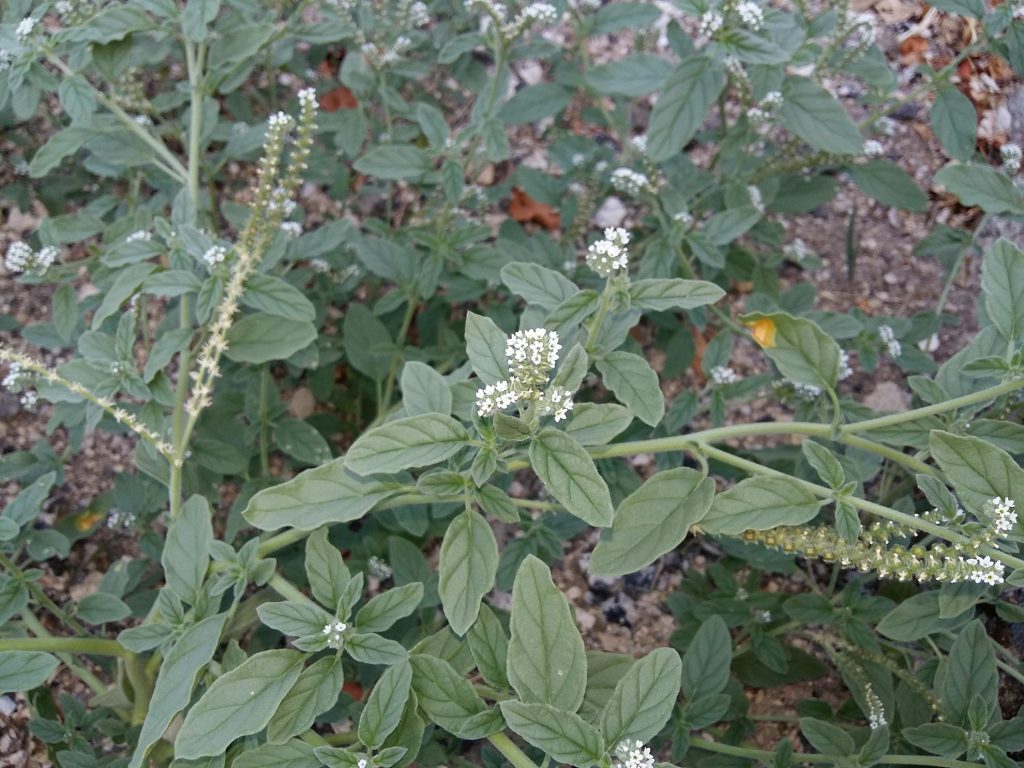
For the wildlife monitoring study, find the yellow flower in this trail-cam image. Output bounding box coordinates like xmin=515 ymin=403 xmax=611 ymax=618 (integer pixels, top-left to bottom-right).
xmin=74 ymin=509 xmax=105 ymax=532
xmin=747 ymin=317 xmax=777 ymax=348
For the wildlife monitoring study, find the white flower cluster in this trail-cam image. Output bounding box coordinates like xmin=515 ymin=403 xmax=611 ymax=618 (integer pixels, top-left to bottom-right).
xmin=839 ymin=349 xmax=853 ymax=381
xmin=16 ymin=17 xmax=36 ymax=41
xmin=863 ymin=139 xmax=884 ymax=158
xmin=56 ymin=0 xmax=74 ymax=16
xmin=610 ymin=167 xmax=652 ymax=196
xmin=322 ymin=619 xmax=348 ymax=649
xmin=674 ymin=210 xmax=694 ymax=228
xmin=788 ymin=380 xmax=822 ymax=399
xmin=586 ymin=227 xmax=630 ymax=277
xmin=750 ymin=90 xmax=783 ymax=123
xmin=297 ymin=87 xmax=318 ymax=110
xmin=748 ymin=185 xmax=765 ymax=214
xmin=106 ymin=510 xmax=137 ymax=530
xmin=367 ymin=555 xmax=392 ymax=580
xmin=281 ymin=221 xmax=303 ymax=238
xmin=476 ymin=328 xmax=573 ymax=422
xmin=784 ymin=238 xmax=811 ymax=263
xmin=1002 ymin=143 xmax=1022 ymax=174
xmin=699 ymin=9 xmax=723 ymax=36
xmin=466 ymin=0 xmax=557 ymax=38
xmin=878 ymin=325 xmax=900 ymax=358
xmin=723 ymin=55 xmax=748 ymax=86
xmin=5 ymin=241 xmax=58 ymax=276
xmin=361 ymin=36 xmax=411 ymax=67
xmin=630 ymin=134 xmax=648 ymax=155
xmin=965 ymin=555 xmax=1004 ymax=585
xmin=268 ymin=111 xmax=293 ymax=129
xmin=988 ymin=496 xmax=1017 ymax=534
xmin=310 ymin=257 xmax=331 ymax=274
xmin=125 ymin=229 xmax=152 ymax=243
xmin=736 ymin=0 xmax=763 ymax=29
xmin=0 ymin=50 xmax=13 ymax=72
xmin=408 ymin=0 xmax=430 ymax=25
xmin=711 ymin=366 xmax=739 ymax=385
xmin=2 ymin=362 xmax=38 ymax=408
xmin=612 ymin=740 xmax=655 ymax=768
xmin=865 ymin=683 xmax=887 ymax=730
xmin=202 ymin=245 xmax=228 ymax=269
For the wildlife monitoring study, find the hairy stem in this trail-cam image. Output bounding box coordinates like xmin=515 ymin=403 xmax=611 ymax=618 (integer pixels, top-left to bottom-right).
xmin=0 ymin=635 xmax=130 ymax=658
xmin=487 ymin=732 xmax=540 ymax=768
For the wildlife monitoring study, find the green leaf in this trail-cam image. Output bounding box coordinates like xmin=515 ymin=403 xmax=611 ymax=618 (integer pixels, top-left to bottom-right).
xmin=934 ymin=163 xmax=1024 ymax=215
xmin=355 ymin=583 xmax=424 ymax=634
xmin=681 ymin=615 xmax=732 ymax=700
xmin=346 ymin=414 xmax=470 ymax=476
xmin=801 ymin=441 xmax=845 ymax=489
xmin=129 ymin=614 xmax=228 ymax=768
xmin=627 ymin=278 xmax=725 ymax=312
xmin=409 ymin=654 xmax=491 ymax=737
xmin=903 ymin=723 xmax=969 ymax=757
xmin=500 ymin=701 xmax=605 ymax=767
xmin=507 ymin=556 xmax=587 ymax=712
xmin=305 ymin=528 xmax=350 ymax=609
xmin=65 ymin=5 xmax=152 ymax=43
xmin=982 ymin=238 xmax=1024 ymax=343
xmin=242 ymin=274 xmax=316 ymax=322
xmin=175 ymin=649 xmax=305 ymax=759
xmin=438 ymin=510 xmax=499 ymax=636
xmin=343 ymin=304 xmax=395 ymax=381
xmin=359 ymin=659 xmax=413 ymax=749
xmin=600 ymin=647 xmax=681 ymax=747
xmin=647 ymin=56 xmax=726 ymax=162
xmin=182 ymin=0 xmax=221 ymax=42
xmin=268 ymin=657 xmax=345 ymax=744
xmin=876 ymin=591 xmax=946 ymax=642
xmin=273 ymin=419 xmax=331 ymax=466
xmin=162 ymin=495 xmax=212 ymax=605
xmin=779 ymin=76 xmax=863 ymax=155
xmin=590 ymin=468 xmax=714 ymax=576
xmin=929 ymin=430 xmax=1024 ymax=513
xmin=848 ymin=160 xmax=928 ymax=212
xmin=77 ymin=592 xmax=131 ymax=624
xmin=465 ymin=312 xmax=509 ymax=385
xmin=401 ymin=362 xmax=452 ymax=416
xmin=595 ymin=351 xmax=664 ymax=427
xmin=940 ymin=620 xmax=997 ymax=727
xmin=58 ymin=76 xmax=96 ymax=123
xmin=354 ymin=146 xmax=432 ymax=180
xmin=799 ymin=718 xmax=855 ymax=757
xmin=468 ymin=605 xmax=510 ymax=690
xmin=584 ymin=54 xmax=672 ymax=96
xmin=225 ymin=313 xmax=317 ymax=364
xmin=931 ymin=87 xmax=977 ymax=162
xmin=499 ymin=83 xmax=572 ymax=124
xmin=741 ymin=311 xmax=841 ymax=389
xmin=234 ymin=740 xmax=319 ymax=768
xmin=243 ymin=457 xmax=397 ymax=531
xmin=0 ymin=652 xmax=58 ymax=693
xmin=30 ymin=126 xmax=94 ymax=177
xmin=257 ymin=601 xmax=333 ymax=639
xmin=564 ymin=403 xmax=633 ymax=446
xmin=591 ymin=1 xmax=660 ymax=33
xmin=928 ymin=0 xmax=984 ymax=17
xmin=92 ymin=264 xmax=157 ymax=329
xmin=500 ymin=262 xmax=579 ymax=310
xmin=346 ymin=633 xmax=408 ymax=666
xmin=529 ymin=429 xmax=614 ymax=527
xmin=701 ymin=476 xmax=822 ymax=536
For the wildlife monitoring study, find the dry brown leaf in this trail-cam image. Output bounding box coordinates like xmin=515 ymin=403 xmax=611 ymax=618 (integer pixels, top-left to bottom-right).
xmin=899 ymin=35 xmax=930 ymax=65
xmin=321 ymin=86 xmax=358 ymax=111
xmin=508 ymin=186 xmax=560 ymax=231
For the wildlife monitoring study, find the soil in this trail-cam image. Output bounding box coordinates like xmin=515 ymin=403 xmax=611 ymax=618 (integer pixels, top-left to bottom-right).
xmin=2 ymin=0 xmax=1023 ymax=764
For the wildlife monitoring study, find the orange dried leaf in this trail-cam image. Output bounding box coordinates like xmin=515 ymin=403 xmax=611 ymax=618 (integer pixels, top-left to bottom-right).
xmin=508 ymin=186 xmax=561 ymax=231
xmin=899 ymin=36 xmax=929 ymax=65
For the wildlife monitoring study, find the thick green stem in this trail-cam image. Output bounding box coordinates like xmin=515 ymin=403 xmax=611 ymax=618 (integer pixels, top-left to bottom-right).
xmin=0 ymin=635 xmax=130 ymax=658
xmin=125 ymin=653 xmax=152 ymax=725
xmin=18 ymin=612 xmax=110 ymax=696
xmin=487 ymin=732 xmax=540 ymax=768
xmin=259 ymin=366 xmax=272 ymax=476
xmin=268 ymin=573 xmax=316 ymax=606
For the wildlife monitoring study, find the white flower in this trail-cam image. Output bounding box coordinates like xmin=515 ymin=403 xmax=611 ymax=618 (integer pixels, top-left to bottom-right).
xmin=55 ymin=1 xmax=74 ymax=16
xmin=367 ymin=555 xmax=392 ymax=579
xmin=711 ymin=366 xmax=739 ymax=385
xmin=322 ymin=618 xmax=348 ymax=649
xmin=760 ymin=91 xmax=783 ymax=109
xmin=281 ymin=221 xmax=303 ymax=238
xmin=736 ymin=0 xmax=763 ymax=29
xmin=232 ymin=121 xmax=249 ymax=134
xmin=106 ymin=510 xmax=137 ymax=530
xmin=784 ymin=238 xmax=811 ymax=263
xmin=748 ymin=185 xmax=765 ymax=214
xmin=541 ymin=387 xmax=574 ymax=422
xmin=19 ymin=389 xmax=38 ymax=408
xmin=36 ymin=246 xmax=59 ymax=271
xmin=202 ymin=246 xmax=228 ymax=269
xmin=16 ymin=17 xmax=36 ymax=41
xmin=0 ymin=50 xmax=13 ymax=72
xmin=673 ymin=210 xmax=694 ymax=227
xmin=878 ymin=325 xmax=901 ymax=358
xmin=863 ymin=139 xmax=884 ymax=157
xmin=409 ymin=0 xmax=430 ymax=25
xmin=134 ymin=114 xmax=153 ymax=127
xmin=989 ymin=497 xmax=1017 ymax=534
xmin=748 ymin=107 xmax=769 ymax=124
xmin=357 ymin=760 xmax=368 ymax=768
xmin=965 ymin=555 xmax=1004 ymax=585
xmin=297 ymin=87 xmax=317 ymax=109
xmin=310 ymin=257 xmax=331 ymax=274
xmin=699 ymin=9 xmax=723 ymax=36
xmin=631 ymin=134 xmax=648 ymax=154
xmin=723 ymin=55 xmax=747 ymax=81
xmin=523 ymin=2 xmax=558 ymax=23
xmin=757 ymin=609 xmax=772 ymax=623
xmin=5 ymin=241 xmax=57 ymax=276
xmin=1002 ymin=143 xmax=1022 ymax=174
xmin=613 ymin=739 xmax=655 ymax=768
xmin=125 ymin=230 xmax=152 ymax=243
xmin=877 ymin=116 xmax=898 ymax=136
xmin=476 ymin=328 xmax=573 ymax=422
xmin=865 ymin=683 xmax=887 ymax=730
xmin=268 ymin=111 xmax=293 ymax=128
xmin=507 ymin=328 xmax=561 ymax=381
xmin=610 ymin=167 xmax=651 ymax=196
xmin=788 ymin=379 xmax=822 ymax=399
xmin=586 ymin=227 xmax=630 ymax=277
xmin=839 ymin=350 xmax=853 ymax=381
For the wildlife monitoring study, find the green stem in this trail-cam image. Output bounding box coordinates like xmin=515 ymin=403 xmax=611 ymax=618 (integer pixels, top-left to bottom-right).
xmin=268 ymin=573 xmax=316 ymax=606
xmin=584 ymin=281 xmax=615 ymax=356
xmin=697 ymin=443 xmax=1024 ymax=571
xmin=487 ymin=732 xmax=540 ymax=768
xmin=259 ymin=366 xmax=272 ymax=477
xmin=378 ymin=295 xmax=419 ymax=421
xmin=18 ymin=611 xmax=110 ymax=696
xmin=125 ymin=652 xmax=152 ymax=725
xmin=690 ymin=736 xmax=983 ymax=767
xmin=0 ymin=635 xmax=130 ymax=658
xmin=322 ymin=732 xmax=359 ymax=746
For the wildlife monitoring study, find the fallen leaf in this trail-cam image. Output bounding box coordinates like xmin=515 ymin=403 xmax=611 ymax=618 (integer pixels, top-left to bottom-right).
xmin=690 ymin=325 xmax=709 ymax=384
xmin=321 ymin=86 xmax=358 ymax=111
xmin=899 ymin=36 xmax=929 ymax=65
xmin=508 ymin=186 xmax=560 ymax=231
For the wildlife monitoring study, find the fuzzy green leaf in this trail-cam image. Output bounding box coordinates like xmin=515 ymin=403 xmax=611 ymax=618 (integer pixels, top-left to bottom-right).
xmin=438 ymin=510 xmax=498 ymax=636
xmin=701 ymin=476 xmax=822 ymax=536
xmin=529 ymin=429 xmax=614 ymax=527
xmin=346 ymin=414 xmax=470 ymax=476
xmin=595 ymin=351 xmax=664 ymax=427
xmin=500 ymin=701 xmax=604 ymax=767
